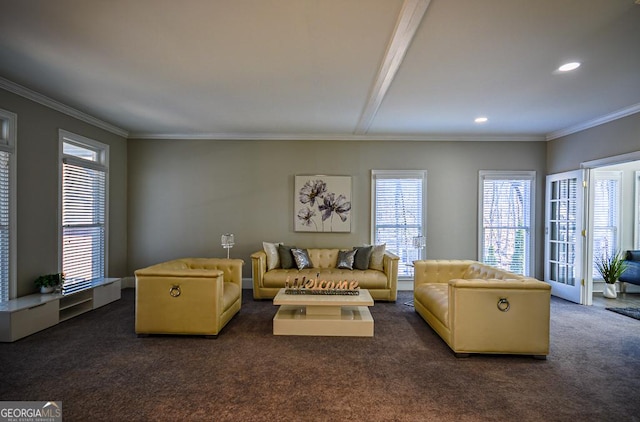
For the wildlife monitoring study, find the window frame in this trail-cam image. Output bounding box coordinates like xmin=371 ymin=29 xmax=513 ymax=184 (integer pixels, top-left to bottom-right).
xmin=58 ymin=130 xmax=109 ymax=289
xmin=478 ymin=170 xmax=535 ymax=276
xmin=371 ymin=169 xmax=427 ymax=279
xmin=635 ymin=171 xmax=640 ymax=250
xmin=591 ymin=170 xmax=622 ymax=279
xmin=0 ymin=109 xmax=17 ymax=302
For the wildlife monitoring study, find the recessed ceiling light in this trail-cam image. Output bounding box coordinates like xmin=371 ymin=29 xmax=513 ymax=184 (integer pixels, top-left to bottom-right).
xmin=557 ymin=62 xmax=581 ymax=72
xmin=475 ymin=117 xmax=488 ymax=123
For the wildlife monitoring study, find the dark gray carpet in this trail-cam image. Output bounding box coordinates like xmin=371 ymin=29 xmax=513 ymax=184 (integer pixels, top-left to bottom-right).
xmin=1 ymin=289 xmax=639 ymax=422
xmin=606 ymin=307 xmax=640 ymax=321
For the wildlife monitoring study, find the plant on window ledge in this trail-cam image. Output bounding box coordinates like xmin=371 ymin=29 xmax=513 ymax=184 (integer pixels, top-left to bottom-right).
xmin=34 ymin=273 xmax=65 ymax=294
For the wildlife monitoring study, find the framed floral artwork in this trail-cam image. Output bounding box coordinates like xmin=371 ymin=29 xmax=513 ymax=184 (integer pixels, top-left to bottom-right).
xmin=294 ymin=175 xmax=352 ymax=232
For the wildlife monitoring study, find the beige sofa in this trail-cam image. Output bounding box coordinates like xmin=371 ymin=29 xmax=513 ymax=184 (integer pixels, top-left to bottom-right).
xmin=413 ymin=260 xmax=551 ymax=358
xmin=135 ymin=258 xmax=244 ymax=337
xmin=251 ymin=248 xmax=399 ymax=301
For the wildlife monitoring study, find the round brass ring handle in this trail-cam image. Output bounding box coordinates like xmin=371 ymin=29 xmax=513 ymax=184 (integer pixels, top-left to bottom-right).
xmin=169 ymin=285 xmax=181 ymax=298
xmin=497 ymin=298 xmax=510 ymax=312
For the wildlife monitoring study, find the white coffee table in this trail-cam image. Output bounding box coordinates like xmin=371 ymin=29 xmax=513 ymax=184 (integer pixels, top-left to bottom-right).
xmin=272 ymin=288 xmax=374 ymax=337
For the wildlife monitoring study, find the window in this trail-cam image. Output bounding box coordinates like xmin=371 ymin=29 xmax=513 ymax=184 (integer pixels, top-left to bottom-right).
xmin=592 ymin=171 xmax=622 ymax=279
xmin=60 ymin=130 xmax=108 ymax=293
xmin=372 ymin=170 xmax=426 ymax=278
xmin=479 ymin=171 xmax=535 ymax=276
xmin=0 ymin=109 xmax=16 ymax=302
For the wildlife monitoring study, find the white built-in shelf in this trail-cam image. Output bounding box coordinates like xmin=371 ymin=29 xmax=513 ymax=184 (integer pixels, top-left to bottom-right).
xmin=59 ymin=289 xmax=94 ymax=322
xmin=0 ymin=278 xmax=121 ymax=342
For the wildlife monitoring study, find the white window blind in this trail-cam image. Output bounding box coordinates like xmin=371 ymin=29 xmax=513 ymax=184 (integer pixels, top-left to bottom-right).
xmin=592 ymin=171 xmax=621 ymax=279
xmin=0 ymin=151 xmax=11 ymax=302
xmin=479 ymin=171 xmax=535 ymax=276
xmin=372 ymin=170 xmax=426 ymax=278
xmin=61 ymin=132 xmax=108 ymax=293
xmin=0 ymin=109 xmax=16 ymax=303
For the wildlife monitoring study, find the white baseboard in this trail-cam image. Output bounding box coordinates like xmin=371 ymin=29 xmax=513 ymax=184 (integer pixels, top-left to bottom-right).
xmin=242 ymin=278 xmax=252 ymax=289
xmin=398 ymin=280 xmax=413 ymax=291
xmin=592 ymin=280 xmax=640 ymax=293
xmin=121 ymin=276 xmax=135 ymax=289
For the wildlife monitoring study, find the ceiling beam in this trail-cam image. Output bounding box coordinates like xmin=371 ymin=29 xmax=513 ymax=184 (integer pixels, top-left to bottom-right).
xmin=354 ymin=0 xmax=431 ymax=135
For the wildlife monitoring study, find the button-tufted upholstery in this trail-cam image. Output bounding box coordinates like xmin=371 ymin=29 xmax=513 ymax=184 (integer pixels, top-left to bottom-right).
xmin=413 ymin=259 xmax=551 ymax=358
xmin=251 ymin=248 xmax=399 ymax=301
xmin=135 ymin=258 xmax=244 ymax=336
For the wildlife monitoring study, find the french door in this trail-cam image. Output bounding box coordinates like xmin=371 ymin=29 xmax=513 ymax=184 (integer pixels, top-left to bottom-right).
xmin=544 ymin=170 xmax=587 ymax=303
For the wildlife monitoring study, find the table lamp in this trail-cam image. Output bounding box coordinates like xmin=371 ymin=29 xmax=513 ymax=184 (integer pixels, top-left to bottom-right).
xmin=221 ymin=233 xmax=235 ymax=259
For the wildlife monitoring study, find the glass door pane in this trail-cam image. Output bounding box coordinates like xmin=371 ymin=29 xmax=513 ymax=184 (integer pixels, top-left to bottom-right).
xmin=545 ymin=170 xmax=584 ymax=303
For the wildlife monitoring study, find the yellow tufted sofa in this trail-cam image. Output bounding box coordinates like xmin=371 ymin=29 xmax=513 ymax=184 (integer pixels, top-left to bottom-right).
xmin=251 ymin=248 xmax=399 ymax=301
xmin=413 ymin=260 xmax=551 ymax=358
xmin=135 ymin=258 xmax=244 ymax=337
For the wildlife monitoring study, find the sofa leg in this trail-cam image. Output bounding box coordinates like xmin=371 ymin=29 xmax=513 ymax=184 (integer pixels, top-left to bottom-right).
xmin=533 ymin=355 xmax=547 ymax=360
xmin=454 ymin=352 xmax=470 ymax=358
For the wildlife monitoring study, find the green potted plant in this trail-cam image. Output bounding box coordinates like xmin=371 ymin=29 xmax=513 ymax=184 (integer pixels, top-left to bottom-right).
xmin=595 ymin=251 xmax=628 ymax=299
xmin=34 ymin=273 xmax=65 ymax=294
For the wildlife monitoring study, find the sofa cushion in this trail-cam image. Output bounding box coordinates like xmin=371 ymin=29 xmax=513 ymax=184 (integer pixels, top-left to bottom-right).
xmin=262 ymin=268 xmax=388 ymax=289
xmin=291 ymin=248 xmax=313 ymax=270
xmin=278 ymin=244 xmax=297 ymax=269
xmin=337 ymin=250 xmax=356 ymax=270
xmin=353 ymin=246 xmax=373 ymax=270
xmin=463 ymin=263 xmax=523 ymax=280
xmin=263 ymin=241 xmax=282 ymax=270
xmin=369 ymin=244 xmax=386 ymax=271
xmin=414 ymin=283 xmax=449 ymax=328
xmin=307 ymin=249 xmax=340 ymax=268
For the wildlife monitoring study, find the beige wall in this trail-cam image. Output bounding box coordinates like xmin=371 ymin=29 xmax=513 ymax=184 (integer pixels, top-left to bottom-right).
xmin=548 ymin=113 xmax=640 ymax=259
xmin=546 ymin=113 xmax=640 ymax=174
xmin=0 ymin=89 xmax=128 ymax=297
xmin=127 ymin=139 xmax=547 ymax=278
xmin=5 ymin=81 xmax=636 ymax=295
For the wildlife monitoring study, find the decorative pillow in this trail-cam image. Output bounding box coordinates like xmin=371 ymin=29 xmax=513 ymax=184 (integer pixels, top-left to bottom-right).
xmin=352 ymin=246 xmax=373 ymax=270
xmin=336 ymin=250 xmax=357 ymax=270
xmin=263 ymin=241 xmax=282 ymax=270
xmin=291 ymin=248 xmax=312 ymax=270
xmin=627 ymin=250 xmax=640 ymax=261
xmin=368 ymin=243 xmax=386 ymax=271
xmin=278 ymin=244 xmax=297 ymax=269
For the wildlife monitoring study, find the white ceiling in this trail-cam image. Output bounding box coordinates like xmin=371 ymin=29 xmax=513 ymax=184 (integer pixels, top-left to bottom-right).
xmin=0 ymin=0 xmax=639 ymax=141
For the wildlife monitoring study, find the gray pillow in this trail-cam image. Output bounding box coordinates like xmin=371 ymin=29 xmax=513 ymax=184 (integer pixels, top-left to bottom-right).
xmin=368 ymin=243 xmax=386 ymax=271
xmin=291 ymin=248 xmax=312 ymax=270
xmin=337 ymin=250 xmax=356 ymax=270
xmin=278 ymin=244 xmax=297 ymax=269
xmin=353 ymin=246 xmax=373 ymax=270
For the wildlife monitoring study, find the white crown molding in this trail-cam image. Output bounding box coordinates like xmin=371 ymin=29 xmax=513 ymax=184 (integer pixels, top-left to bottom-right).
xmin=128 ymin=131 xmax=544 ymax=142
xmin=354 ymin=0 xmax=431 ymax=135
xmin=545 ymin=102 xmax=640 ymax=141
xmin=2 ymin=75 xmax=635 ymax=143
xmin=0 ymin=77 xmax=129 ymax=138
